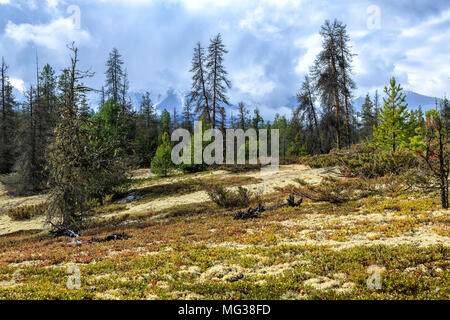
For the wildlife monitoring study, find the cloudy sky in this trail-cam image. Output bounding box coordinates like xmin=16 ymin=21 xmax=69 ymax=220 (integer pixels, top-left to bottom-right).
xmin=0 ymin=0 xmax=449 ymax=117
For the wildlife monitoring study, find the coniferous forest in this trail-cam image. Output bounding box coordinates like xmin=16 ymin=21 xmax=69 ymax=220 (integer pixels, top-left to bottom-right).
xmin=0 ymin=8 xmax=449 ymax=303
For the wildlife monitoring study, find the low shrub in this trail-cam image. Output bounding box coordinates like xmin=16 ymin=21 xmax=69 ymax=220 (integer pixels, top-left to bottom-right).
xmin=285 ymin=177 xmax=376 ymax=204
xmin=204 ymin=184 xmax=256 ymax=208
xmin=299 ymin=153 xmax=342 ymax=168
xmin=338 ymin=145 xmax=418 ymax=178
xmin=8 ymin=203 xmax=48 ymax=221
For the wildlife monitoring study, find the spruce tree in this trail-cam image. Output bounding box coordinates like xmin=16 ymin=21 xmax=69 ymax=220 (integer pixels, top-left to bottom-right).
xmin=311 ymin=20 xmax=343 ymax=149
xmin=360 ymin=93 xmax=376 ymax=140
xmin=105 ymin=48 xmax=124 ymax=104
xmin=135 ymin=91 xmax=158 ymax=166
xmin=206 ymin=33 xmax=231 ymax=129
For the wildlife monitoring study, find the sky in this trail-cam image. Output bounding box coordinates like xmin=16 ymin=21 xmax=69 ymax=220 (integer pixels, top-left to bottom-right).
xmin=0 ymin=0 xmax=449 ymax=118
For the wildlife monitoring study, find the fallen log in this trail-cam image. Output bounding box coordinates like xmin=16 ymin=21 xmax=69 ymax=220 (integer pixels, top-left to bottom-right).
xmin=233 ymin=195 xmax=303 ymax=220
xmin=88 ymin=232 xmax=131 ymax=243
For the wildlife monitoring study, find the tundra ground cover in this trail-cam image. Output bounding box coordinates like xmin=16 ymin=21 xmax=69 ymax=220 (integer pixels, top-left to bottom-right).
xmin=0 ymin=165 xmax=448 ymax=300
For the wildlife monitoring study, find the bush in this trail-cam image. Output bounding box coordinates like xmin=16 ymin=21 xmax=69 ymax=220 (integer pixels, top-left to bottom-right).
xmin=338 ymin=145 xmax=418 ymax=178
xmin=8 ymin=203 xmax=48 ymax=221
xmin=299 ymin=153 xmax=342 ymax=168
xmin=205 ymin=184 xmax=255 ymax=208
xmin=286 ymin=177 xmax=376 ymax=204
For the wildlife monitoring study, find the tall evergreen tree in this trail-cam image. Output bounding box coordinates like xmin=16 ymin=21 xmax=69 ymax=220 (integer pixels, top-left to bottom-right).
xmin=359 ymin=93 xmax=376 ymax=141
xmin=311 ymin=20 xmax=343 ymax=149
xmin=251 ymin=107 xmax=263 ymax=130
xmin=189 ymin=43 xmax=211 ymax=124
xmin=159 ymin=109 xmax=171 ymax=142
xmin=47 ymin=44 xmax=127 ymax=230
xmin=121 ymin=68 xmax=130 ymax=112
xmin=237 ymin=101 xmax=249 ymax=130
xmin=173 ymin=107 xmax=178 ymax=131
xmin=373 ymin=90 xmax=380 ymax=127
xmin=336 ymin=21 xmax=356 ymax=146
xmin=297 ymin=75 xmax=323 ymax=153
xmin=206 ymin=33 xmax=231 ymax=129
xmin=15 ymin=85 xmax=40 ymax=192
xmin=15 ymin=62 xmax=58 ymax=193
xmin=182 ymin=95 xmax=194 ymax=133
xmin=105 ymin=48 xmax=124 ymax=104
xmin=0 ymin=57 xmax=17 ymax=174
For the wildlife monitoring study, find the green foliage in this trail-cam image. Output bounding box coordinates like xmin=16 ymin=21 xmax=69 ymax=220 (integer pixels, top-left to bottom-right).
xmin=410 ymin=104 xmax=450 ymax=208
xmin=371 ymin=77 xmax=410 ymax=152
xmin=359 ymin=93 xmax=377 ymax=140
xmin=179 ymin=116 xmax=210 ymax=173
xmin=151 ymin=132 xmax=175 ymax=177
xmin=339 ymin=144 xmax=418 ymax=178
xmin=299 ymin=152 xmax=342 ymax=168
xmin=135 ymin=91 xmax=158 ymax=167
xmin=291 ymin=176 xmax=375 ymax=204
xmin=47 ymin=45 xmax=128 ymax=231
xmin=158 ymin=109 xmax=171 ymax=143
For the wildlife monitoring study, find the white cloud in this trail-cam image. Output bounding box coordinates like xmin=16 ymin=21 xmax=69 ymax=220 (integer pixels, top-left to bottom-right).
xmin=0 ymin=0 xmax=11 ymax=5
xmin=233 ymin=65 xmax=276 ymax=97
xmin=46 ymin=0 xmax=59 ymax=8
xmin=294 ymin=33 xmax=321 ymax=74
xmin=392 ymin=9 xmax=450 ymax=96
xmin=9 ymin=77 xmax=26 ymax=92
xmin=5 ymin=18 xmax=92 ymax=51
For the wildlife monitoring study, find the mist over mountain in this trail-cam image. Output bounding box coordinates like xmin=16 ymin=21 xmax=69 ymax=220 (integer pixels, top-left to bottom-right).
xmin=127 ymin=88 xmax=444 ymax=123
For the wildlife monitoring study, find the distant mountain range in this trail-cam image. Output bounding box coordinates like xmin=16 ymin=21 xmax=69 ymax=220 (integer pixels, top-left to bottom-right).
xmin=129 ymin=88 xmax=443 ymax=121
xmin=12 ymin=86 xmax=443 ymax=122
xmin=353 ymin=90 xmax=443 ymax=113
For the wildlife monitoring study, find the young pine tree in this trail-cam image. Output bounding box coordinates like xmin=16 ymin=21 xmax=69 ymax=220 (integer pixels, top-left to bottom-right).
xmin=151 ymin=132 xmax=174 ymax=177
xmin=372 ymin=77 xmax=409 ymax=153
